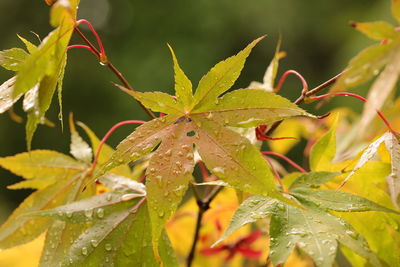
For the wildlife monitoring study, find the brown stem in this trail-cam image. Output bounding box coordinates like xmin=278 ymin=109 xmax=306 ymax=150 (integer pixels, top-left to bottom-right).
xmin=73 ymin=27 xmax=156 ymax=119
xmin=265 ymin=71 xmax=345 ymax=136
xmin=187 ymin=185 xmax=222 ymax=267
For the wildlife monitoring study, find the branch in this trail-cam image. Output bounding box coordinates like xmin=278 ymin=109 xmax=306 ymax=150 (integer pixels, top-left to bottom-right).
xmin=187 ymin=185 xmax=222 ymax=267
xmin=265 ymin=71 xmax=345 ymax=136
xmin=72 ymin=24 xmax=156 ymax=119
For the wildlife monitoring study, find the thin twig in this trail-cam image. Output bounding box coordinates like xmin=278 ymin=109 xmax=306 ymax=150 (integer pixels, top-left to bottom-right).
xmin=187 ymin=185 xmax=222 ymax=267
xmin=265 ymin=71 xmax=345 ymax=136
xmin=73 ymin=26 xmax=156 ymax=119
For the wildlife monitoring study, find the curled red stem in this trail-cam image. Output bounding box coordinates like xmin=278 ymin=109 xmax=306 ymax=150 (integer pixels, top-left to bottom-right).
xmin=76 ymin=19 xmax=105 ymax=57
xmin=274 ymin=70 xmax=309 ymax=95
xmin=310 ymin=92 xmax=397 ymax=133
xmin=67 ymin=44 xmax=98 ymax=56
xmin=89 ymin=120 xmax=146 ymax=172
xmin=262 ymin=151 xmax=307 ymax=173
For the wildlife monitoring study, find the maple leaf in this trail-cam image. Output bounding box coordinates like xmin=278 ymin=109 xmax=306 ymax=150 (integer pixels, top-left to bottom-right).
xmin=330 ymin=2 xmax=400 ymax=136
xmin=0 ymin=0 xmax=78 ymax=150
xmin=0 ymin=118 xmax=131 ymax=265
xmin=97 ymin=36 xmax=316 ymax=258
xmin=31 ymin=175 xmax=178 ymax=267
xmin=335 ymin=131 xmax=400 ymax=207
xmin=216 ymin=171 xmax=397 ymax=267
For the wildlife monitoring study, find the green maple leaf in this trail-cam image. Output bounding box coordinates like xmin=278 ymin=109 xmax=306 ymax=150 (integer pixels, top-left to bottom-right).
xmin=0 ymin=118 xmax=131 ymax=264
xmin=216 ymin=172 xmax=397 ymax=267
xmin=330 ymin=2 xmax=400 ymax=134
xmin=97 ymin=36 xmax=316 ymax=259
xmin=32 ymin=175 xmax=177 ymax=267
xmin=0 ymin=0 xmax=79 ymax=150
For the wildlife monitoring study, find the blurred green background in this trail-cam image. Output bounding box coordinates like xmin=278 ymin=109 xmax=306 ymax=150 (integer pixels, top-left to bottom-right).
xmin=0 ymin=0 xmax=393 ymax=221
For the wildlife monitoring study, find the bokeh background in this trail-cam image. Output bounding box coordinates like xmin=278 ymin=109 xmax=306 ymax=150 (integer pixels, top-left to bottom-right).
xmin=0 ymin=0 xmax=394 ymax=222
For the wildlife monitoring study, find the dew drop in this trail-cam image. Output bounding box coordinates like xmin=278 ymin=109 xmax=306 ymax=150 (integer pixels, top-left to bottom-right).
xmin=96 ymin=208 xmax=105 ymax=219
xmin=81 ymin=247 xmax=88 ymax=256
xmin=105 ymin=243 xmax=112 ymax=251
xmin=165 ymin=149 xmax=172 ymax=156
xmin=66 ymin=211 xmax=73 ymax=218
xmin=84 ymin=209 xmax=93 ymax=219
xmin=90 ymin=239 xmax=99 ymax=248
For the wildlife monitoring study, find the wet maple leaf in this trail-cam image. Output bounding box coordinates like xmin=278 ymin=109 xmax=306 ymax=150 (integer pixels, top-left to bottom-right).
xmin=96 ymin=36 xmax=316 ymax=257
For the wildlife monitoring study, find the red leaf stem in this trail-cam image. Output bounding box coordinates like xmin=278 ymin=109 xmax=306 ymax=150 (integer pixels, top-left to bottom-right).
xmin=76 ymin=19 xmax=106 ymax=60
xmin=310 ymin=92 xmax=397 ymax=134
xmin=274 ymin=70 xmax=309 ymax=95
xmin=88 ymin=120 xmax=146 ymax=173
xmin=67 ymin=44 xmax=98 ymax=56
xmin=262 ymin=151 xmax=307 ymax=173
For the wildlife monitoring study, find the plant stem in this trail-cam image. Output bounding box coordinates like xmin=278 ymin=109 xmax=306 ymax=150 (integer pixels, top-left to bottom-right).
xmin=265 ymin=71 xmax=344 ymax=136
xmin=187 ymin=185 xmax=222 ymax=267
xmin=262 ymin=151 xmax=307 ymax=173
xmin=88 ymin=120 xmax=146 ymax=174
xmin=73 ymin=26 xmax=157 ymax=119
xmin=310 ymin=92 xmax=397 ymax=133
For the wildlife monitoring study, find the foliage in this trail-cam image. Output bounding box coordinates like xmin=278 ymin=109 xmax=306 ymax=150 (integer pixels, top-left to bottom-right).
xmin=0 ymin=1 xmax=400 ymax=267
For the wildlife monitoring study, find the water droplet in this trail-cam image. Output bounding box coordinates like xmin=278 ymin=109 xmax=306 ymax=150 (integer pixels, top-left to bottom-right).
xmin=149 ymin=168 xmax=156 ymax=173
xmin=158 ymin=210 xmax=165 ymax=218
xmin=206 ymin=113 xmax=213 ymax=120
xmin=176 ymin=161 xmax=182 ymax=168
xmin=66 ymin=211 xmax=73 ymax=218
xmin=105 ymin=243 xmax=112 ymax=251
xmin=81 ymin=247 xmax=88 ymax=256
xmin=177 ymin=151 xmax=183 ymax=156
xmin=84 ymin=209 xmax=93 ymax=219
xmin=96 ymin=208 xmax=105 ymax=219
xmin=165 ymin=149 xmax=172 ymax=156
xmin=106 ymin=194 xmax=112 ymax=201
xmin=186 ymin=153 xmax=193 ymax=160
xmin=182 ymin=144 xmax=190 ymax=151
xmin=90 ymin=239 xmax=99 ymax=248
xmin=57 ymin=211 xmax=64 ymax=217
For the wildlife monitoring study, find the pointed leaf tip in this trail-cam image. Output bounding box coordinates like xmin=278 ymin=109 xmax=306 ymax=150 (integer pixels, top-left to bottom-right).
xmin=192 ymin=36 xmax=266 ymax=111
xmin=167 ymin=43 xmax=194 ymax=109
